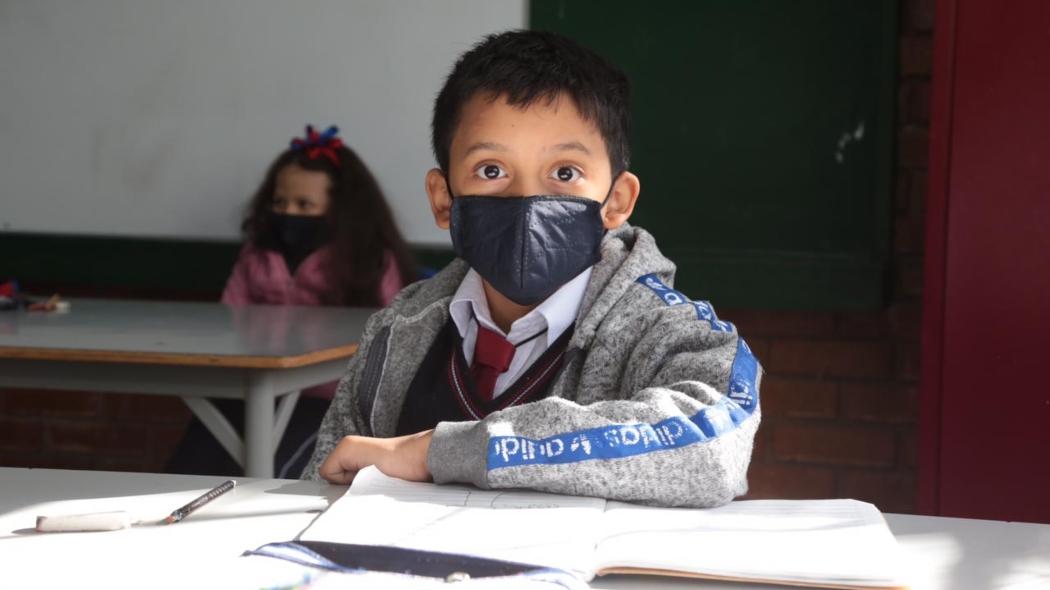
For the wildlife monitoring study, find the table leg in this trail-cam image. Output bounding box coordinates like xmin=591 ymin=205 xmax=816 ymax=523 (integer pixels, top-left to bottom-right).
xmin=181 ymin=397 xmax=245 ymax=468
xmin=273 ymin=390 xmax=301 ymax=454
xmin=244 ymin=373 xmax=275 ymax=478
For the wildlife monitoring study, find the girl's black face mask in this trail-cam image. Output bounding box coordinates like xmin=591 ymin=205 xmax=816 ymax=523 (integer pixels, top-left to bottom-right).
xmin=447 ymin=180 xmax=614 ymax=306
xmin=268 ymin=211 xmax=330 ymax=273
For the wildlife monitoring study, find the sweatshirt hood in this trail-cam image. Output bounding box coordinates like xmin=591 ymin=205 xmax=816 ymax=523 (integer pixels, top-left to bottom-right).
xmin=572 ymin=223 xmax=677 ymax=350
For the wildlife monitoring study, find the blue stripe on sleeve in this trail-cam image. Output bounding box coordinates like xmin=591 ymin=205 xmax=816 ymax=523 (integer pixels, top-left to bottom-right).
xmin=486 ymin=338 xmax=760 ymax=470
xmin=636 ymin=273 xmax=733 ymax=332
xmin=636 ymin=273 xmax=691 ymax=306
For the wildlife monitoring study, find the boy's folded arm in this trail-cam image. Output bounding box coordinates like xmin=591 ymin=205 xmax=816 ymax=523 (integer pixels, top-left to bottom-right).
xmin=302 ymin=277 xmax=446 ymax=481
xmin=301 ymin=365 xmax=369 ymax=481
xmin=301 ymin=308 xmax=400 ymax=480
xmin=427 ymin=333 xmax=762 ymax=508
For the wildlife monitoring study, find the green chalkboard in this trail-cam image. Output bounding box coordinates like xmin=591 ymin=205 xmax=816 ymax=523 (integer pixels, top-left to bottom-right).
xmin=532 ymin=0 xmax=897 ymax=309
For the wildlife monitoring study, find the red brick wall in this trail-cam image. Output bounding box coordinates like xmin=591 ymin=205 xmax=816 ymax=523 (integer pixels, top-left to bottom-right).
xmin=0 ymin=389 xmax=191 ymax=472
xmin=0 ymin=0 xmax=932 ymax=508
xmin=739 ymin=0 xmax=932 ymax=513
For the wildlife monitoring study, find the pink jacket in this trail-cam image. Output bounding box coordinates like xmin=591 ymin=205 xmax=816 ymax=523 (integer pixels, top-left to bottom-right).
xmin=221 ymin=243 xmax=403 ymax=399
xmin=221 ymin=244 xmax=402 ymax=307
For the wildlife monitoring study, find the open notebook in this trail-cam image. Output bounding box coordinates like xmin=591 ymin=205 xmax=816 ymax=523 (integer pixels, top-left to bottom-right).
xmin=300 ymin=467 xmax=908 ymax=589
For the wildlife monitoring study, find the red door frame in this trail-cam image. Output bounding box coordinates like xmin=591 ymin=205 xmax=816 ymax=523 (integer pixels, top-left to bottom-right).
xmin=919 ymin=0 xmax=1050 ymax=521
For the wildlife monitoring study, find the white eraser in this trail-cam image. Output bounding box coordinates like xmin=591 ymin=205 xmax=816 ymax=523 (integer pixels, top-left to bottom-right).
xmin=36 ymin=511 xmax=131 ymax=532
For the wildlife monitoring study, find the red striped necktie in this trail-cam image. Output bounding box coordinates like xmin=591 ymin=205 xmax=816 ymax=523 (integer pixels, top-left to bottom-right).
xmin=471 ymin=325 xmax=516 ymax=401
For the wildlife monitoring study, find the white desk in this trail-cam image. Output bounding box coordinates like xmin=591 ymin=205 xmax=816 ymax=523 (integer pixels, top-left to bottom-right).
xmin=1 ymin=468 xmax=1047 ymax=589
xmin=0 ymin=299 xmax=376 ymax=477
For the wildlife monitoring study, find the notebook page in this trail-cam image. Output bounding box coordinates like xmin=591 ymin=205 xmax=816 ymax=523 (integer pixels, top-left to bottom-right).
xmin=299 ymin=467 xmax=606 ymax=578
xmin=594 ymin=499 xmax=905 ymax=587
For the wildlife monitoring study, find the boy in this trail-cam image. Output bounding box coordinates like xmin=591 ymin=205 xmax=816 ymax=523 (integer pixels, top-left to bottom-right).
xmin=303 ymin=30 xmax=761 ymax=508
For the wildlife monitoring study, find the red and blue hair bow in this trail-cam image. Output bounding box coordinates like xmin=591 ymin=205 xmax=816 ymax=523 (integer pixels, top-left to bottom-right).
xmin=290 ymin=125 xmax=343 ymax=166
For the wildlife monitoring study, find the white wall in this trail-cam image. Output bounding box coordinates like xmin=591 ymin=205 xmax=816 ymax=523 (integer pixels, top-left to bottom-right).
xmin=0 ymin=0 xmax=526 ymax=246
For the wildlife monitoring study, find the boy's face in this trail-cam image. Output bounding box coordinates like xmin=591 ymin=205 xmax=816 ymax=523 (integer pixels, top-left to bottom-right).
xmin=426 ymin=92 xmax=639 ymax=230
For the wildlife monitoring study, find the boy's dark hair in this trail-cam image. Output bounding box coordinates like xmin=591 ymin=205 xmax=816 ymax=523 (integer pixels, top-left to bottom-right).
xmin=432 ymin=30 xmax=631 ymax=176
xmin=243 ymin=145 xmax=416 ymax=306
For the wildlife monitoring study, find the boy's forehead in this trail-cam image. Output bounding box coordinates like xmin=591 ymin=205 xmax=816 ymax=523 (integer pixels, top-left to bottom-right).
xmin=451 ymin=92 xmax=605 ymax=157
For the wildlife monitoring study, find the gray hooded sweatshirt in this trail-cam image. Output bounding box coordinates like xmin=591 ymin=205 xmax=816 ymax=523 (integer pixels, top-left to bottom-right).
xmin=303 ymin=224 xmax=762 ymax=508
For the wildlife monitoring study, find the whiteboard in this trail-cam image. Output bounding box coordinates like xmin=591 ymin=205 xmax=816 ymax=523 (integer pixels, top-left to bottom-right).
xmin=0 ymin=0 xmax=526 ymax=246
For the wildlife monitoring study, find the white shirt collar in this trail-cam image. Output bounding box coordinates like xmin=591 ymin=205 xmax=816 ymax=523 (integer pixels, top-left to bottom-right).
xmin=449 ymin=267 xmax=592 ymax=348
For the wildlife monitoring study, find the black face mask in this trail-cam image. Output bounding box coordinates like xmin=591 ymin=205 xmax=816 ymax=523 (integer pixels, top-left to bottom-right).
xmin=448 ymin=183 xmax=613 ymax=306
xmin=268 ymin=211 xmax=330 ymax=272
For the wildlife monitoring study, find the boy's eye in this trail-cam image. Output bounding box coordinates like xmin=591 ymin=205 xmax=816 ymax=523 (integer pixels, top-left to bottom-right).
xmin=474 ymin=164 xmax=507 ymax=180
xmin=552 ymin=166 xmax=582 ymax=183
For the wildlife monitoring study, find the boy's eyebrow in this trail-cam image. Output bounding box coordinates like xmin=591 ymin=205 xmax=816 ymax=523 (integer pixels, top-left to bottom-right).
xmin=462 ymin=140 xmax=592 ymax=157
xmin=548 ymin=141 xmax=592 ymax=155
xmin=463 ymin=141 xmax=510 ymax=157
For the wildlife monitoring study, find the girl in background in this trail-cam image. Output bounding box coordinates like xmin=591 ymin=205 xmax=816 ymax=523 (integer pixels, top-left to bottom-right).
xmin=223 ymin=124 xmax=414 ymax=306
xmin=168 ymin=125 xmax=415 ymax=478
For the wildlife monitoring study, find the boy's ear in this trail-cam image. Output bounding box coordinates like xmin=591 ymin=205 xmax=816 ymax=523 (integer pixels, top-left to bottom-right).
xmin=602 ymin=171 xmax=640 ymax=230
xmin=425 ymin=168 xmax=453 ymax=229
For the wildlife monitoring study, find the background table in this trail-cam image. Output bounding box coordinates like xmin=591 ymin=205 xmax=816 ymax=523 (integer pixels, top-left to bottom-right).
xmin=1 ymin=467 xmax=1047 ymax=589
xmin=0 ymin=299 xmax=376 ymax=477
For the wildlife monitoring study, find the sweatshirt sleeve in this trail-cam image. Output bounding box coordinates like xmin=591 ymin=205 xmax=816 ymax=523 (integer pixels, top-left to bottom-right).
xmin=220 ymin=245 xmax=254 ymax=305
xmin=301 ymin=273 xmax=446 ymax=481
xmin=426 ymin=301 xmax=762 ymax=508
xmin=300 ymin=354 xmax=371 ymax=480
xmin=301 ymin=304 xmax=397 ymax=480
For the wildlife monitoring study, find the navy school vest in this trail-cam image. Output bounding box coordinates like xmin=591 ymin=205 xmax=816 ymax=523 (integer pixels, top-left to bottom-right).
xmin=395 ymin=318 xmax=575 ymax=436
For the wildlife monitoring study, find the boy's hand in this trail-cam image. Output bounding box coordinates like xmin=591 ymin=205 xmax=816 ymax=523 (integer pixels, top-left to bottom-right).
xmin=318 ymin=430 xmax=433 ymax=485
